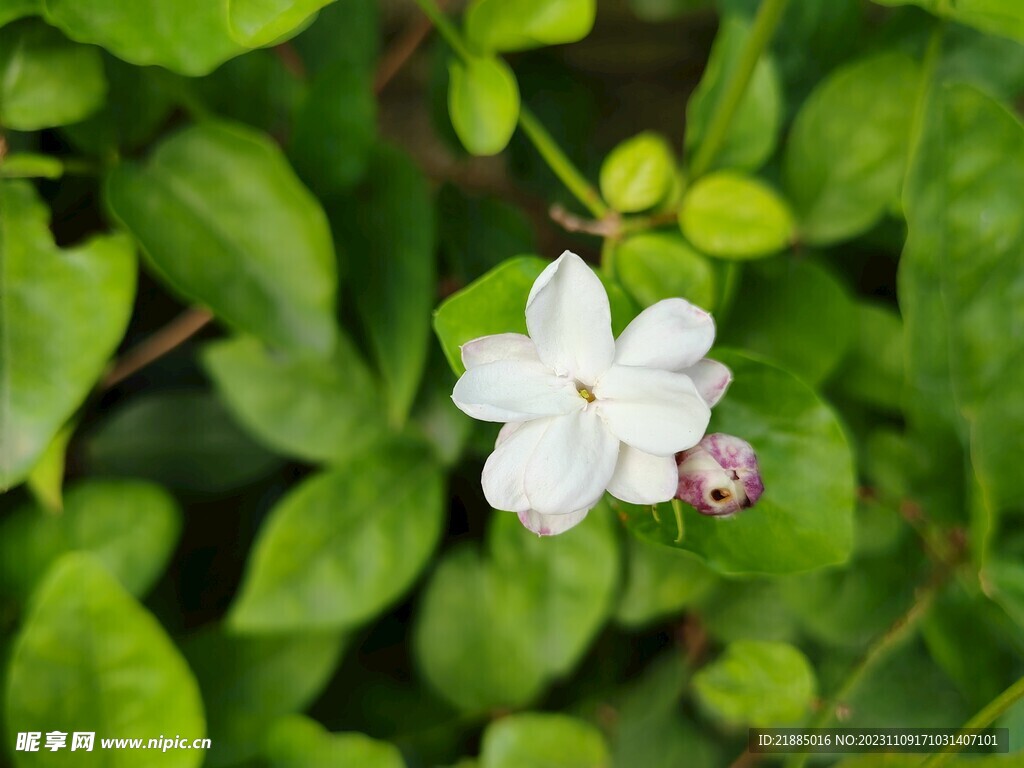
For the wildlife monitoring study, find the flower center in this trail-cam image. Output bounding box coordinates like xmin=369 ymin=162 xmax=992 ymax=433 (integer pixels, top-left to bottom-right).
xmin=577 ymin=387 xmax=596 ymax=403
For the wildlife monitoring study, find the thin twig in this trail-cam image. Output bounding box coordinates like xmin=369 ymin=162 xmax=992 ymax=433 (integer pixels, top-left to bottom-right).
xmin=549 ymin=204 xmax=620 ymax=237
xmin=102 ymin=308 xmax=213 ymax=389
xmin=272 ymin=42 xmax=307 ymax=79
xmin=375 ymin=0 xmax=448 ymax=94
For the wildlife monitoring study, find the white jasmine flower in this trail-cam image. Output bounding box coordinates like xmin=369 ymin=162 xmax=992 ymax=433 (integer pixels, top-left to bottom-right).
xmin=452 ymin=250 xmax=732 ymax=535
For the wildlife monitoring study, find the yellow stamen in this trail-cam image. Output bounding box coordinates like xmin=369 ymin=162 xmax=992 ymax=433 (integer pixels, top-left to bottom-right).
xmin=578 ymin=388 xmax=595 ymax=403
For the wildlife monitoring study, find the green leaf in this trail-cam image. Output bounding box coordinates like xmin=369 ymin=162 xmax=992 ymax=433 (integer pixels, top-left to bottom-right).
xmin=871 ymin=0 xmax=1024 ymax=45
xmin=185 ymin=629 xmax=346 ymax=767
xmin=5 ymin=554 xmax=205 ymax=767
xmin=25 ymin=420 xmax=73 ymax=512
xmin=337 ymin=145 xmax=436 ymax=425
xmin=0 ymin=20 xmax=106 ymax=130
xmin=0 ymin=0 xmax=38 ymax=28
xmin=86 ymin=391 xmax=283 ymax=494
xmin=448 ymin=56 xmax=520 ymax=156
xmin=615 ymin=539 xmax=716 ymax=627
xmin=415 ymin=507 xmax=619 ymax=712
xmin=985 ymin=557 xmax=1024 ymax=631
xmin=106 ymin=121 xmax=337 ymax=356
xmin=698 ymin=578 xmax=800 ymax=643
xmin=265 ymin=715 xmax=405 ymax=768
xmin=829 ymin=302 xmax=905 ymax=412
xmin=685 ymin=15 xmax=782 ymax=172
xmin=433 ymin=255 xmax=639 ymax=376
xmin=203 ymin=333 xmax=387 ymax=466
xmin=227 ymin=0 xmax=331 ymax=47
xmin=599 ymin=132 xmax=676 ymax=213
xmin=902 ymin=83 xmax=1024 ymax=520
xmin=783 ymin=52 xmax=920 ymax=246
xmin=617 ymin=352 xmax=856 ymax=574
xmin=481 ymin=714 xmax=609 ymax=768
xmin=678 ymin=172 xmax=795 ymax=259
xmin=615 ymin=231 xmax=717 ymax=310
xmin=42 ymin=0 xmax=244 ymax=76
xmin=289 ymin=56 xmax=375 ymax=196
xmin=291 ymin=0 xmax=377 ymax=77
xmin=0 ymin=479 xmax=180 ymax=601
xmin=229 ymin=442 xmax=444 ymax=632
xmin=0 ymin=180 xmax=136 ymax=490
xmin=465 ymin=0 xmax=596 ymax=53
xmin=692 ymin=640 xmax=816 ymax=726
xmin=0 ymin=153 xmax=63 ymax=179
xmin=719 ymin=259 xmax=854 ymax=385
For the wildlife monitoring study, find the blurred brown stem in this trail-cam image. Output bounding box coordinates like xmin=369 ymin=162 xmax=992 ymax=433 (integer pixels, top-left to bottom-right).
xmin=375 ymin=0 xmax=448 ymax=94
xmin=102 ymin=308 xmax=213 ymax=389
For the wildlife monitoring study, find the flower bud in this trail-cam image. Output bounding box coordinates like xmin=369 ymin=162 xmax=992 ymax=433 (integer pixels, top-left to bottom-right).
xmin=675 ymin=433 xmax=764 ymax=517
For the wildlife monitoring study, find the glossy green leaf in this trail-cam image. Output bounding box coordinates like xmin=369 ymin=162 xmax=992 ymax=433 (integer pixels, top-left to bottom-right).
xmin=0 ymin=153 xmax=63 ymax=179
xmin=433 ymin=255 xmax=639 ymax=376
xmin=465 ymin=0 xmax=596 ymax=53
xmin=599 ymin=132 xmax=676 ymax=213
xmin=901 ymin=83 xmax=1024 ymax=519
xmin=266 ymin=715 xmax=405 ymax=768
xmin=106 ymin=121 xmax=337 ymax=356
xmin=872 ymin=0 xmax=1024 ymax=44
xmin=615 ymin=539 xmax=716 ymax=627
xmin=448 ymin=56 xmax=520 ymax=156
xmin=415 ymin=507 xmax=619 ymax=712
xmin=617 ymin=352 xmax=856 ymax=574
xmin=829 ymin=302 xmax=905 ymax=412
xmin=229 ymin=442 xmax=444 ymax=632
xmin=783 ymin=52 xmax=920 ymax=245
xmin=185 ymin=629 xmax=346 ymax=767
xmin=481 ymin=713 xmax=609 ymax=768
xmin=290 ymin=56 xmax=375 ymax=195
xmin=338 ymin=145 xmax=436 ymax=425
xmin=0 ymin=20 xmax=106 ymax=130
xmin=227 ymin=0 xmax=331 ymax=47
xmin=615 ymin=231 xmax=716 ymax=310
xmin=719 ymin=259 xmax=854 ymax=385
xmin=692 ymin=640 xmax=816 ymax=726
xmin=5 ymin=554 xmax=205 ymax=767
xmin=86 ymin=391 xmax=282 ymax=494
xmin=0 ymin=479 xmax=181 ymax=601
xmin=25 ymin=420 xmax=73 ymax=512
xmin=0 ymin=180 xmax=136 ymax=490
xmin=42 ymin=0 xmax=244 ymax=76
xmin=203 ymin=333 xmax=387 ymax=466
xmin=678 ymin=172 xmax=795 ymax=259
xmin=0 ymin=0 xmax=38 ymax=27
xmin=685 ymin=15 xmax=782 ymax=172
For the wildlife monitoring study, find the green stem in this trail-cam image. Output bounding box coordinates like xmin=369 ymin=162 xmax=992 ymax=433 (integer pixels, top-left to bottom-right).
xmin=601 ymin=237 xmax=617 ymax=277
xmin=919 ymin=674 xmax=1024 ymax=768
xmin=784 ymin=579 xmax=942 ymax=768
xmin=519 ymin=106 xmax=608 ymax=218
xmin=412 ymin=0 xmax=472 ymax=61
xmin=688 ymin=0 xmax=790 ymax=179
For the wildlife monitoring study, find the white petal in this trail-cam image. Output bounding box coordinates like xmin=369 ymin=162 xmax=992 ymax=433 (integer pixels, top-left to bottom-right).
xmin=594 ymin=365 xmax=711 ymax=456
xmin=606 ymin=445 xmax=678 ymax=504
xmin=452 ymin=359 xmax=582 ymax=422
xmin=461 ymin=333 xmax=538 ymax=370
xmin=681 ymin=358 xmax=732 ymax=407
xmin=482 ymin=419 xmax=551 ymax=512
xmin=517 ymin=507 xmax=590 ymax=536
xmin=613 ymin=298 xmax=715 ymax=371
xmin=526 ymin=251 xmax=615 ymax=384
xmin=523 ymin=408 xmax=619 ymax=515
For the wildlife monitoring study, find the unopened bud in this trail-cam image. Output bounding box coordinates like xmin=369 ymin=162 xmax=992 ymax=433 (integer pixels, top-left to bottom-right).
xmin=676 ymin=433 xmax=764 ymax=517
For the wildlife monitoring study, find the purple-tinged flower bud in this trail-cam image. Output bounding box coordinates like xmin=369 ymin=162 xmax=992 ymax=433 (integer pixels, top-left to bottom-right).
xmin=675 ymin=433 xmax=764 ymax=517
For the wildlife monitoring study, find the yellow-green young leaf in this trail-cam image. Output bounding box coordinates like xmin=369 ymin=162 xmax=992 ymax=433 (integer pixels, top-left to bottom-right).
xmin=265 ymin=715 xmax=404 ymax=768
xmin=229 ymin=442 xmax=445 ymax=632
xmin=0 ymin=181 xmax=136 ymax=491
xmin=0 ymin=479 xmax=181 ymax=600
xmin=693 ymin=640 xmax=816 ymax=726
xmin=465 ymin=0 xmax=595 ymax=53
xmin=872 ymin=0 xmax=1024 ymax=45
xmin=42 ymin=0 xmax=244 ymax=76
xmin=599 ymin=132 xmax=676 ymax=213
xmin=105 ymin=121 xmax=337 ymax=357
xmin=679 ymin=172 xmax=795 ymax=259
xmin=480 ymin=713 xmax=610 ymax=768
xmin=685 ymin=15 xmax=782 ymax=173
xmin=0 ymin=0 xmax=38 ymax=27
xmin=227 ymin=0 xmax=331 ymax=47
xmin=0 ymin=153 xmax=63 ymax=179
xmin=25 ymin=420 xmax=74 ymax=512
xmin=5 ymin=554 xmax=205 ymax=767
xmin=448 ymin=56 xmax=520 ymax=156
xmin=0 ymin=20 xmax=105 ymax=130
xmin=783 ymin=52 xmax=920 ymax=246
xmin=184 ymin=630 xmax=346 ymax=768
xmin=615 ymin=231 xmax=716 ymax=310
